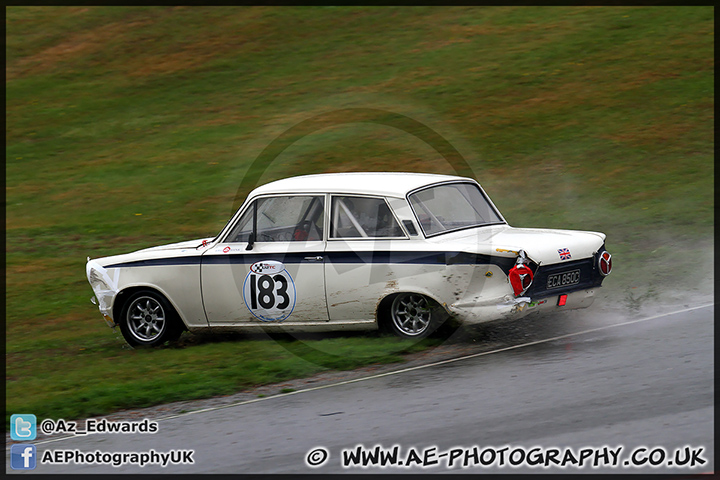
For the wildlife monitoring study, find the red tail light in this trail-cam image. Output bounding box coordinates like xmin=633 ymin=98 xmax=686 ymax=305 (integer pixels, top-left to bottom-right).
xmin=509 ymin=263 xmax=534 ymax=296
xmin=598 ymin=251 xmax=612 ymax=276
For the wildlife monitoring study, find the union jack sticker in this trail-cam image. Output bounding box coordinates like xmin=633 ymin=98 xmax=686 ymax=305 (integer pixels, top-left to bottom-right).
xmin=558 ymin=248 xmax=572 ymax=260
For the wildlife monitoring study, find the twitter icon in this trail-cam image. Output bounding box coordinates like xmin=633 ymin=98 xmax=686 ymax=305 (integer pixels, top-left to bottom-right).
xmin=10 ymin=414 xmax=36 ymax=441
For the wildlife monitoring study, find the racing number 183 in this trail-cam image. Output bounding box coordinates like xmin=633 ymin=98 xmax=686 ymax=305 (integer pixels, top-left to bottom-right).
xmin=248 ymin=274 xmax=290 ymax=310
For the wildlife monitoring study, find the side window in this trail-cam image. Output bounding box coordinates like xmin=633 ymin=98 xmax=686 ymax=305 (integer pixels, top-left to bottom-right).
xmin=330 ymin=196 xmax=405 ymax=239
xmin=226 ymin=195 xmax=324 ymax=242
xmin=227 ymin=206 xmax=254 ymax=243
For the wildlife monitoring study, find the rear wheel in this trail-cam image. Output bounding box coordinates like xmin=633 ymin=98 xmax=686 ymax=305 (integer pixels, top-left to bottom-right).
xmin=387 ymin=293 xmax=442 ymax=339
xmin=118 ymin=290 xmax=183 ymax=347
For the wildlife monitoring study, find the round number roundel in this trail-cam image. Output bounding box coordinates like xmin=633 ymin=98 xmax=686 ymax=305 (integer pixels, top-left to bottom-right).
xmin=242 ymin=261 xmax=296 ymax=322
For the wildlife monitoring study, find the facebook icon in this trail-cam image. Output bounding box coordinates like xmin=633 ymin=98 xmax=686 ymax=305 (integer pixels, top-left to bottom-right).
xmin=11 ymin=444 xmax=37 ymax=470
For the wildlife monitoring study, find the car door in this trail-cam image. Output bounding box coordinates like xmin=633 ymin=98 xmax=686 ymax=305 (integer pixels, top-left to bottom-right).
xmin=201 ymin=194 xmax=328 ymax=325
xmin=324 ymin=195 xmax=409 ymax=321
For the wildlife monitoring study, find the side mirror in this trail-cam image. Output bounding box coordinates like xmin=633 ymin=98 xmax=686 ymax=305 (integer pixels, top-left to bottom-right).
xmin=246 ymin=232 xmax=255 ymax=251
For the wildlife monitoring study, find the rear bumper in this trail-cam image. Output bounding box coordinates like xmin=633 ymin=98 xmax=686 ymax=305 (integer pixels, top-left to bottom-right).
xmin=448 ymin=288 xmax=597 ymax=324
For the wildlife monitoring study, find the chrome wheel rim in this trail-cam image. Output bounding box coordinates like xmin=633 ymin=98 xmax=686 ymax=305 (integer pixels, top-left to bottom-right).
xmin=127 ymin=296 xmax=166 ymax=342
xmin=391 ymin=294 xmax=431 ymax=336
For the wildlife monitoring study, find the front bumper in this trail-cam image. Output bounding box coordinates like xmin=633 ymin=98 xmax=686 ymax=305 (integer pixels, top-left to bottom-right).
xmin=86 ymin=259 xmax=120 ymax=324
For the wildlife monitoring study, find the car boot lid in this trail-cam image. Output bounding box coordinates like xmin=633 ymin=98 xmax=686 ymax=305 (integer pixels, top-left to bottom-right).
xmin=438 ymin=225 xmax=606 ymax=264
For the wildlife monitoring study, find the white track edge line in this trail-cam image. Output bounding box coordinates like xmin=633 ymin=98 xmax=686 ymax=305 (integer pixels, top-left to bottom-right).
xmin=17 ymin=303 xmax=714 ymax=447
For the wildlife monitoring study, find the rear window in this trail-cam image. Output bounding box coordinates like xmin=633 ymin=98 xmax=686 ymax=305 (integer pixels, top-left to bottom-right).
xmin=408 ymin=182 xmax=504 ymax=236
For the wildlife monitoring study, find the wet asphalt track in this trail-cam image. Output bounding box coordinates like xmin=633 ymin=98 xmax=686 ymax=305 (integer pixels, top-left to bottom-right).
xmin=7 ymin=303 xmax=714 ymax=474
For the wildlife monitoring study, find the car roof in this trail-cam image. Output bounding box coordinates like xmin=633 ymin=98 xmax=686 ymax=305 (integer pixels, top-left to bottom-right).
xmin=249 ymin=172 xmax=475 ymax=198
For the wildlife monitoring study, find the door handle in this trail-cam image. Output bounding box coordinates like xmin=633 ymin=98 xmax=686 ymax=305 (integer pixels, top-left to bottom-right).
xmin=304 ymin=256 xmax=323 ymax=262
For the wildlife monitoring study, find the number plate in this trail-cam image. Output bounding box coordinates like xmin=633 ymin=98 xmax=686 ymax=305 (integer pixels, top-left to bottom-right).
xmin=546 ymin=269 xmax=581 ymax=290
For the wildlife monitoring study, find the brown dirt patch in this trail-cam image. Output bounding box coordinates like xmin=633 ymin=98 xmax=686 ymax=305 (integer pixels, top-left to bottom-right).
xmin=7 ymin=8 xmax=273 ymax=80
xmin=7 ymin=18 xmax=153 ymax=80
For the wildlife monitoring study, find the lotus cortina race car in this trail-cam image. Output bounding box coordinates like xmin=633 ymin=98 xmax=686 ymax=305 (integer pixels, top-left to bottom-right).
xmin=86 ymin=172 xmax=612 ymax=346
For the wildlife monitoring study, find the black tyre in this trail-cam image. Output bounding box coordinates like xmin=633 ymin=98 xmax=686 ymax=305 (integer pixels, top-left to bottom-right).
xmin=118 ymin=290 xmax=183 ymax=347
xmin=386 ymin=293 xmax=444 ymax=339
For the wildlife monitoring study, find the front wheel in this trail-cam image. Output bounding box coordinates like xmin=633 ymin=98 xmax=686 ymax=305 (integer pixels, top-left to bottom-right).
xmin=387 ymin=293 xmax=442 ymax=339
xmin=118 ymin=290 xmax=183 ymax=347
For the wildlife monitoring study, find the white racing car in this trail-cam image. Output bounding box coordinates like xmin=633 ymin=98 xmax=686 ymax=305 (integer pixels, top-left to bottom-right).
xmin=86 ymin=172 xmax=612 ymax=346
